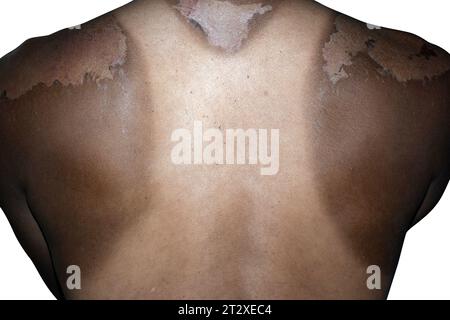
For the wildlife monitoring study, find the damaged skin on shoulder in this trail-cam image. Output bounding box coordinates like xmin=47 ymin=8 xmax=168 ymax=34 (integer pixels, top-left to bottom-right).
xmin=174 ymin=0 xmax=273 ymax=53
xmin=0 ymin=15 xmax=127 ymax=100
xmin=322 ymin=15 xmax=450 ymax=84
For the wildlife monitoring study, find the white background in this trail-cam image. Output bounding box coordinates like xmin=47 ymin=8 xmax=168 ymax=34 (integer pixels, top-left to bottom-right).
xmin=0 ymin=0 xmax=449 ymax=300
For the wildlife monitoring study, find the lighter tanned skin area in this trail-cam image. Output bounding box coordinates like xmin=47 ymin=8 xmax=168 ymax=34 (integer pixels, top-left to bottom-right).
xmin=0 ymin=0 xmax=449 ymax=299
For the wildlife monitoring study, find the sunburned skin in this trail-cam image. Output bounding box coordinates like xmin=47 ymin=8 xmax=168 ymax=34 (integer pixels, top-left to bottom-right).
xmin=0 ymin=0 xmax=449 ymax=300
xmin=175 ymin=0 xmax=272 ymax=52
xmin=323 ymin=15 xmax=450 ymax=84
xmin=0 ymin=16 xmax=127 ymax=100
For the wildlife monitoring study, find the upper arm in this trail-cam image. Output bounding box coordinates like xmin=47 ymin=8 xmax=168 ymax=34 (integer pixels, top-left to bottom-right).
xmin=0 ymin=67 xmax=65 ymax=301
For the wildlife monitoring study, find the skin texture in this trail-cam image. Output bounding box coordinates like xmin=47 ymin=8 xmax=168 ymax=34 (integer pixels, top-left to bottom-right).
xmin=0 ymin=0 xmax=449 ymax=299
xmin=175 ymin=0 xmax=273 ymax=52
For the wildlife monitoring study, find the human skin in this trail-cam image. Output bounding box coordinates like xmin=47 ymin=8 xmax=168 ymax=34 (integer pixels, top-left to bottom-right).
xmin=0 ymin=0 xmax=449 ymax=299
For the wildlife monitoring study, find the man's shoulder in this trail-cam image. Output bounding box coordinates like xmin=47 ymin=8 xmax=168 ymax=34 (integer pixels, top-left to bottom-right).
xmin=0 ymin=13 xmax=127 ymax=101
xmin=323 ymin=14 xmax=450 ymax=87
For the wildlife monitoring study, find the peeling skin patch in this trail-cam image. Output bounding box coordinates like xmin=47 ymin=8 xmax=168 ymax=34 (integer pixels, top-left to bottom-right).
xmin=323 ymin=15 xmax=450 ymax=84
xmin=366 ymin=23 xmax=381 ymax=30
xmin=68 ymin=24 xmax=82 ymax=30
xmin=0 ymin=16 xmax=127 ymax=100
xmin=175 ymin=0 xmax=272 ymax=53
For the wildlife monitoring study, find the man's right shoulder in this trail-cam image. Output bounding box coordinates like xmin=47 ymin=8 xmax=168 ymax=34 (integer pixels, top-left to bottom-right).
xmin=322 ymin=14 xmax=450 ymax=85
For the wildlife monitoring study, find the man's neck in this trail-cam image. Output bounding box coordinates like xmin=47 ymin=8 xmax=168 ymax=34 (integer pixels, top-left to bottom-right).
xmin=174 ymin=0 xmax=276 ymax=52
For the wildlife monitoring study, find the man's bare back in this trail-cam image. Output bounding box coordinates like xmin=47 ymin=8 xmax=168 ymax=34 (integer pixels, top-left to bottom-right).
xmin=0 ymin=0 xmax=449 ymax=299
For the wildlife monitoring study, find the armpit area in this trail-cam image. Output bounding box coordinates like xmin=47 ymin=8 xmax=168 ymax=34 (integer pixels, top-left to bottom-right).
xmin=175 ymin=0 xmax=272 ymax=53
xmin=0 ymin=16 xmax=127 ymax=100
xmin=322 ymin=15 xmax=450 ymax=84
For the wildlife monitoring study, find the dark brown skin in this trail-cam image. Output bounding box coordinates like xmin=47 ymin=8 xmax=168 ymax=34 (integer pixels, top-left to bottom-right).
xmin=0 ymin=0 xmax=449 ymax=299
